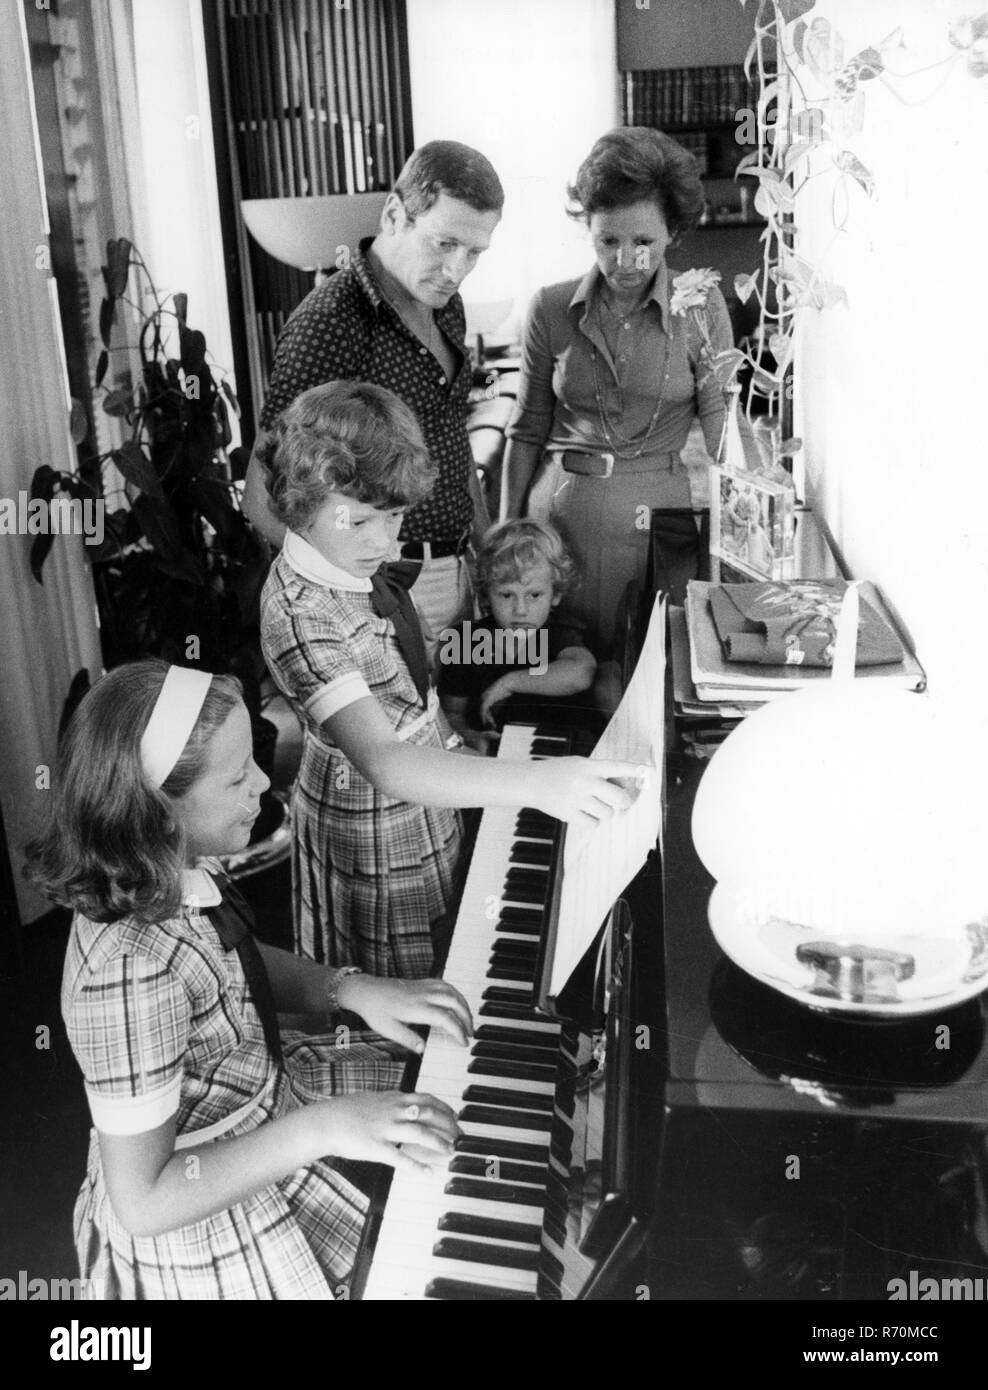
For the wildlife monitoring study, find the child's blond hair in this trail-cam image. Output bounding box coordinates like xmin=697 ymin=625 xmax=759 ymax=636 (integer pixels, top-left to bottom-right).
xmin=474 ymin=519 xmax=577 ymax=611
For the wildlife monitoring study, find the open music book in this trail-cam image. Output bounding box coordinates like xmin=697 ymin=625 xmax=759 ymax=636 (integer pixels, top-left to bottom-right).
xmin=546 ymin=594 xmax=667 ymax=1001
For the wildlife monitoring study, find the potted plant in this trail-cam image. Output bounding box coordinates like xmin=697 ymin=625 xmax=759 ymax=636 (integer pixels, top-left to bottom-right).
xmin=31 ymin=237 xmax=284 ymax=848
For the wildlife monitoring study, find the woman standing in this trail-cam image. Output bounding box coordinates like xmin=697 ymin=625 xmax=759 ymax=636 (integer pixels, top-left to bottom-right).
xmin=502 ymin=127 xmax=738 ymax=657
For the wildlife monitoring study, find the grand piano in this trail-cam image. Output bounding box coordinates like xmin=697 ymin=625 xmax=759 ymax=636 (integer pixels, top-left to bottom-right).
xmin=354 ymin=553 xmax=988 ymax=1303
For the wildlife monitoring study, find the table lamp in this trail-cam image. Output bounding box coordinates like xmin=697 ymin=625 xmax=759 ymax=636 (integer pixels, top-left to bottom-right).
xmin=690 ymin=681 xmax=988 ymax=1015
xmin=240 ymin=192 xmax=388 ymax=283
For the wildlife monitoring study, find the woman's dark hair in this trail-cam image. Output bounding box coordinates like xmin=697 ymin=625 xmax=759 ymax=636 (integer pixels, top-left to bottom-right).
xmin=258 ymin=379 xmax=437 ymax=530
xmin=395 ymin=140 xmax=504 ymax=221
xmin=24 ymin=660 xmax=242 ymax=924
xmin=567 ymin=127 xmax=705 ymax=238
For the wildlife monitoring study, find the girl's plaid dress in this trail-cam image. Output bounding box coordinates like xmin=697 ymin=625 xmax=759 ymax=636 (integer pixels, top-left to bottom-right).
xmin=260 ymin=532 xmax=462 ymax=978
xmin=62 ymin=866 xmax=405 ymax=1300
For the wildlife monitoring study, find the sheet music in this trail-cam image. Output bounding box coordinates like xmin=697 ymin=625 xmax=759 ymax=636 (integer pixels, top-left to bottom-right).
xmin=549 ymin=594 xmax=667 ymax=998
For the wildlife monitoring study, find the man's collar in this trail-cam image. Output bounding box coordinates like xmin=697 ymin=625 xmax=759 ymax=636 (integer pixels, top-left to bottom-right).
xmin=283 ymin=530 xmax=372 ymax=592
xmin=355 ymin=236 xmax=462 ymax=329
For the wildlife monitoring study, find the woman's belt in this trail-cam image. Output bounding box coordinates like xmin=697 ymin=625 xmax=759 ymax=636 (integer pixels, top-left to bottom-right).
xmin=552 ymin=448 xmax=681 ymax=478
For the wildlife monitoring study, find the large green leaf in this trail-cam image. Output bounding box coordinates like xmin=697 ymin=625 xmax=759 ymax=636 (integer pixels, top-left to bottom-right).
xmin=105 ymin=238 xmax=131 ymax=298
xmin=112 ymin=440 xmax=165 ymax=499
xmin=131 ymin=493 xmax=203 ymax=584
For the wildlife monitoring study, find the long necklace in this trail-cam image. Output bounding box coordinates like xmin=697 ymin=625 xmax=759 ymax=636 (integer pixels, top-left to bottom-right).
xmin=591 ymin=310 xmax=677 ymax=458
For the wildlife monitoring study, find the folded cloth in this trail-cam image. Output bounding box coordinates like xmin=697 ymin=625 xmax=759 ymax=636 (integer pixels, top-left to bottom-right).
xmin=708 ymin=580 xmax=905 ymax=668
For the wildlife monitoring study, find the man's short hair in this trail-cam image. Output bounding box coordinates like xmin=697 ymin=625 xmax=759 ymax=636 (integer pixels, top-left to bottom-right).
xmin=394 ymin=140 xmax=504 ymax=221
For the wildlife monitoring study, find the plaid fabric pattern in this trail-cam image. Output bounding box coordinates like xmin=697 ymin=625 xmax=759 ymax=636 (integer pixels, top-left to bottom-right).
xmin=63 ymin=903 xmax=405 ymax=1300
xmin=261 ymin=552 xmax=462 ymax=977
xmin=258 ymin=239 xmax=474 ymax=544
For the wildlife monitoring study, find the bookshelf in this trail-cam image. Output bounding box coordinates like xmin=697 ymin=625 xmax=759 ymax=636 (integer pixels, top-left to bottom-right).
xmin=622 ymin=66 xmax=764 ymax=230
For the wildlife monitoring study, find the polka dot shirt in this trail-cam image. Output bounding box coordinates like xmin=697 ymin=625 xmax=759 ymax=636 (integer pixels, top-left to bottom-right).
xmin=258 ymin=239 xmax=475 ymax=543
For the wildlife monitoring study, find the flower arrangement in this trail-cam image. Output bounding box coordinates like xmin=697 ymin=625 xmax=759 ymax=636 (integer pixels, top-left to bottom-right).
xmin=670 ymin=268 xmax=746 ymax=391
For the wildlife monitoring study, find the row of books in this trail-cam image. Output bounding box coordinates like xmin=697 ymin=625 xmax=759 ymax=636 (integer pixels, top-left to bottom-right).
xmin=624 ymin=66 xmax=759 ymax=132
xmin=672 ymin=579 xmax=927 ymax=719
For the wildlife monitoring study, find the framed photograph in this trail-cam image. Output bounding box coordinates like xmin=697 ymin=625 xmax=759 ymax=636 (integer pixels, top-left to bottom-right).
xmin=709 ymin=464 xmax=796 ymax=582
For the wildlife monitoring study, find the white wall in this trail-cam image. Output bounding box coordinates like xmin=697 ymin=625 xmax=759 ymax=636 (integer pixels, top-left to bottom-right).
xmin=794 ymin=0 xmax=988 ymax=697
xmin=406 ymin=0 xmax=618 ymax=331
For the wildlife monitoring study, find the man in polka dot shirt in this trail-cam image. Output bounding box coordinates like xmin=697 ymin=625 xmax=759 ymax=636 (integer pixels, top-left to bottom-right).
xmin=243 ymin=141 xmax=504 ymax=650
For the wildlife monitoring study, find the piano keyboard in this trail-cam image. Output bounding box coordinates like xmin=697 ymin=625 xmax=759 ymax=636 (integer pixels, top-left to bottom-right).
xmin=361 ymin=723 xmax=574 ymax=1300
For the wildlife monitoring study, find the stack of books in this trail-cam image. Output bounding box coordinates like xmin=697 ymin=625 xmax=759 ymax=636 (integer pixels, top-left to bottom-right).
xmin=674 ymin=579 xmax=926 ymax=717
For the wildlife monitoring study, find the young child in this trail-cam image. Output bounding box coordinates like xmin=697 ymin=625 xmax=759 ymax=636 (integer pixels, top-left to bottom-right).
xmin=438 ymin=519 xmax=597 ymax=745
xmin=25 ymin=660 xmax=470 ymax=1300
xmin=258 ymin=381 xmax=636 ymax=977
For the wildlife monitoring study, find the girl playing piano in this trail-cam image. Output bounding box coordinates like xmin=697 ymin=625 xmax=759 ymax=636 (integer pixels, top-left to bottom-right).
xmin=25 ymin=660 xmax=469 ymax=1300
xmin=258 ymin=381 xmax=637 ymax=978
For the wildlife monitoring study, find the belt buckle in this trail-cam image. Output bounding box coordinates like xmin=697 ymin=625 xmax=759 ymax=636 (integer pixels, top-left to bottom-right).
xmin=599 ymin=452 xmax=614 ymax=479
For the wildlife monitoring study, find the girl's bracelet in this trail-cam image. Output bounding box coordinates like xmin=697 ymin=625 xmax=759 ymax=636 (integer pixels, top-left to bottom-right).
xmin=326 ymin=966 xmax=363 ymax=1011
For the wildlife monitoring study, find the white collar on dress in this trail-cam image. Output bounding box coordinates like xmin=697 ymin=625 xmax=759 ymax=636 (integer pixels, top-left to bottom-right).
xmin=181 ymin=864 xmax=223 ymax=909
xmin=282 ymin=530 xmax=372 ymax=592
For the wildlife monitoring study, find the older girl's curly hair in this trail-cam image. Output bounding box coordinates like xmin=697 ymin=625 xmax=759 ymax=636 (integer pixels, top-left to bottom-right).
xmin=474 ymin=519 xmax=577 ymax=610
xmin=24 ymin=660 xmax=242 ymax=925
xmin=257 ymin=379 xmax=437 ymax=531
xmin=567 ymin=126 xmax=705 ymax=239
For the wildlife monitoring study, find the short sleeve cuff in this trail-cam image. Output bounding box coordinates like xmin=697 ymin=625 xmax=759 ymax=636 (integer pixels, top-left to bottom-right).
xmin=86 ymin=1077 xmax=181 ymax=1136
xmin=304 ymin=671 xmax=372 ymax=724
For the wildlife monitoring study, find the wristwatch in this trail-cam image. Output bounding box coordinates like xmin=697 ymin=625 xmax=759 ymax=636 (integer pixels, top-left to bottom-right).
xmin=444 ymin=731 xmax=465 ymax=750
xmin=326 ymin=966 xmax=363 ymax=1011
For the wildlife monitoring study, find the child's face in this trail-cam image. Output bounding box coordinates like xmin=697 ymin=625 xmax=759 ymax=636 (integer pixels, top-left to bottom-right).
xmin=302 ymin=492 xmax=405 ymax=578
xmin=486 ymin=560 xmax=559 ymax=631
xmin=170 ymin=702 xmax=270 ymax=863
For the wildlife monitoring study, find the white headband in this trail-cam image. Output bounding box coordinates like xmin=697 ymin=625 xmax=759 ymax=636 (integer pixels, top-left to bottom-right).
xmin=140 ymin=667 xmax=214 ymax=788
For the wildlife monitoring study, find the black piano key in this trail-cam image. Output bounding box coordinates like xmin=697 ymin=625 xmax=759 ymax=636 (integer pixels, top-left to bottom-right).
xmin=503 ymin=866 xmax=549 ymax=887
xmin=508 ymin=842 xmax=553 ymax=866
xmin=462 ymin=1084 xmax=554 ymax=1112
xmin=501 ymin=884 xmax=548 ymax=906
xmin=490 ymin=940 xmax=540 ymax=962
xmin=471 ymin=1041 xmax=557 ymax=1067
xmin=432 ymin=1237 xmax=539 ymax=1272
xmin=448 ymin=1154 xmax=548 ymax=1185
xmin=426 ymin=1277 xmax=536 ymax=1301
xmin=474 ymin=1025 xmax=559 ymax=1051
xmin=467 ymin=1058 xmax=557 ymax=1082
xmin=482 ymin=985 xmax=531 ymax=1003
xmin=478 ymin=1002 xmax=541 ymax=1022
xmin=459 ymin=1104 xmax=553 ymax=1132
xmin=530 ymin=738 xmax=567 ymax=756
xmin=494 ymin=919 xmax=542 ymax=937
xmin=485 ymin=963 xmax=535 ymax=982
xmin=437 ymin=1211 xmax=543 ymax=1245
xmin=454 ymin=1135 xmax=549 ymax=1164
xmin=444 ymin=1177 xmax=546 ymax=1208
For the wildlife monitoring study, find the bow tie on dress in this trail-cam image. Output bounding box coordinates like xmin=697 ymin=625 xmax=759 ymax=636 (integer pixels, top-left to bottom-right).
xmin=369 ymin=560 xmax=430 ymax=708
xmin=204 ymin=872 xmax=284 ymax=1067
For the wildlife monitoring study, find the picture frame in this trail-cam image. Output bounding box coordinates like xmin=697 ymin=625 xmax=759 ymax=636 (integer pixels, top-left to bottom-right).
xmin=709 ymin=464 xmax=796 ymax=582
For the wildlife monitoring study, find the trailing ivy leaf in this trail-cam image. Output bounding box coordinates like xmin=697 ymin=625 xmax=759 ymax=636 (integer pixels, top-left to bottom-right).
xmin=757 ymin=80 xmax=780 ymax=117
xmin=779 ymin=437 xmax=804 ymax=456
xmin=783 ymin=141 xmax=814 ymax=177
xmin=710 ymin=349 xmax=746 ymax=388
xmin=743 ymin=34 xmax=758 ymax=83
xmin=848 ymin=47 xmax=883 ymax=79
xmin=105 ymin=237 xmax=131 ymax=298
xmin=791 ymin=20 xmax=807 ymax=64
xmin=112 ymin=440 xmax=165 ymax=499
xmin=69 ymin=398 xmax=88 ymax=445
xmin=734 ymin=272 xmax=758 ymax=304
xmin=815 ymin=282 xmax=849 ymax=309
xmin=778 ymin=0 xmax=815 ymax=24
xmin=835 ymin=150 xmax=875 ymax=196
xmin=804 ymin=17 xmax=844 ymax=80
xmin=102 ymin=387 xmax=132 ymax=418
xmin=30 ymin=464 xmax=59 ymax=505
xmin=751 ymin=163 xmax=782 ymax=183
xmin=734 ymin=151 xmax=761 ymax=178
xmin=95 ymin=349 xmax=109 ymax=388
xmin=30 ymin=533 xmax=55 ymax=585
xmin=769 ymin=332 xmax=792 ymax=366
xmin=173 ymin=292 xmax=188 ymax=325
xmin=98 ymin=296 xmax=115 ymax=350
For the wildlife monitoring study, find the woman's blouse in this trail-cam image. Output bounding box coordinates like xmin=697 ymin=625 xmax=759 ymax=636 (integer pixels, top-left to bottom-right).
xmin=505 ymin=264 xmax=735 ymax=461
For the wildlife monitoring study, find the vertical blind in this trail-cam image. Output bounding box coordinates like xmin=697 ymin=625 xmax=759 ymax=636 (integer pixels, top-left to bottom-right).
xmin=221 ymin=0 xmax=415 ymax=398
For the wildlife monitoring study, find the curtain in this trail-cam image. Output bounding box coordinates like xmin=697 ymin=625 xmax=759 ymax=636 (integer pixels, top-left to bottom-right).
xmin=0 ymin=0 xmax=102 ymax=925
xmin=405 ymin=0 xmax=618 ymax=333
